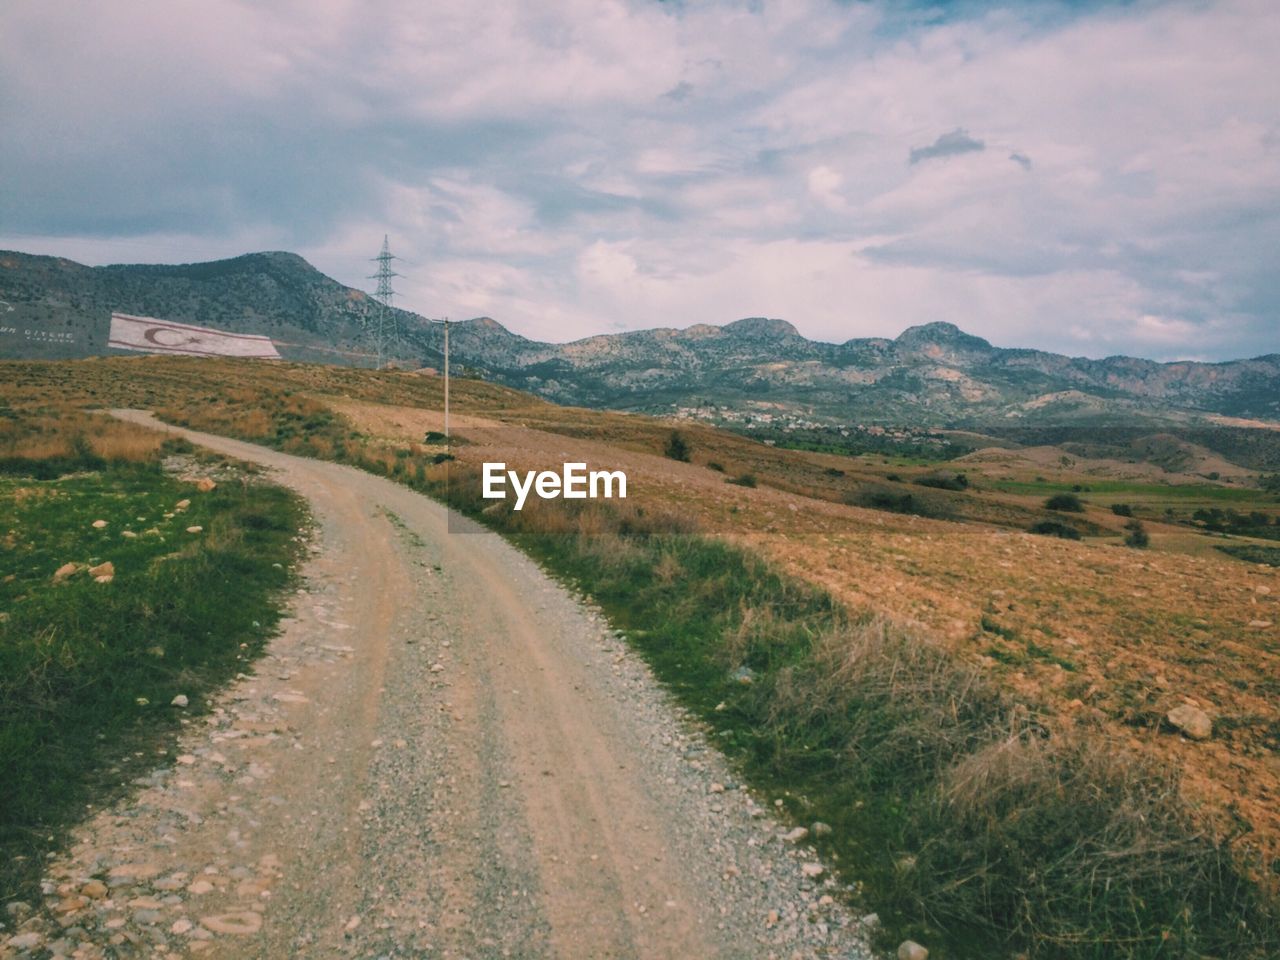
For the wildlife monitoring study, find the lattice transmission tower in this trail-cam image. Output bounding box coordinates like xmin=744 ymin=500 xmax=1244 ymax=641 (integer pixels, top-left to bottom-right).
xmin=366 ymin=235 xmax=402 ymax=369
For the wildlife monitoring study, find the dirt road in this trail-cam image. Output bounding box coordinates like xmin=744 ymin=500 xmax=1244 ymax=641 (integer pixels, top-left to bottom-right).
xmin=7 ymin=413 xmax=872 ymax=959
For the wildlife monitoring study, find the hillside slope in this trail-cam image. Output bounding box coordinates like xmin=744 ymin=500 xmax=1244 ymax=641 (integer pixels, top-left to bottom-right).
xmin=2 ymin=248 xmax=1277 ymax=425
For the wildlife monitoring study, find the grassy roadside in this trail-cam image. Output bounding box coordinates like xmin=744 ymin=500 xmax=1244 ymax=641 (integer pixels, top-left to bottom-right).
xmin=0 ymin=434 xmax=306 ymax=904
xmin=431 ymin=474 xmax=1279 ymax=959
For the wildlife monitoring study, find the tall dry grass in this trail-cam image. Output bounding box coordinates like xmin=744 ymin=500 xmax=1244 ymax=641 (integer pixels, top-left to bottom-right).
xmin=0 ymin=407 xmax=167 ymax=475
xmin=772 ymin=617 xmax=1277 ymax=956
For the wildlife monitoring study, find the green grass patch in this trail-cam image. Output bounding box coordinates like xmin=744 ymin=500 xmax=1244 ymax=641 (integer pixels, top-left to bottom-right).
xmin=0 ymin=463 xmax=305 ymax=902
xmin=980 ymin=614 xmax=1019 ymax=640
xmin=993 ymin=478 xmax=1265 ymax=502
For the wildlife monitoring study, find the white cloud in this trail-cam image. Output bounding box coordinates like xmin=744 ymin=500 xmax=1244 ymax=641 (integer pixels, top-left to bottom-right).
xmin=2 ymin=0 xmax=1278 ymax=360
xmin=807 ymin=165 xmax=847 ymax=211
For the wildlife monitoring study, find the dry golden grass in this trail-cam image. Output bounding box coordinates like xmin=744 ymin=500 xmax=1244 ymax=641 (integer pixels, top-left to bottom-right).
xmin=0 ymin=406 xmax=167 ymax=465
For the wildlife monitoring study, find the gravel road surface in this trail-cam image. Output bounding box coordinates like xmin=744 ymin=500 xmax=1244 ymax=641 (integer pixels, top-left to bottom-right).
xmin=3 ymin=412 xmax=873 ymax=960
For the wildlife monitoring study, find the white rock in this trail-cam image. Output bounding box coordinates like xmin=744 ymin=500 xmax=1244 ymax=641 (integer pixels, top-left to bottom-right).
xmin=91 ymin=520 xmax=108 ymax=529
xmin=1166 ymin=704 xmax=1212 ymax=740
xmin=171 ymin=694 xmax=189 ymax=708
xmin=52 ymin=562 xmax=80 ymax=582
xmin=200 ymin=911 xmax=262 ymax=935
xmin=801 ymin=863 xmax=824 ymax=878
xmin=186 ymin=526 xmax=204 ymax=534
xmin=898 ymin=940 xmax=929 ymax=960
xmin=783 ymin=826 xmax=809 ymax=843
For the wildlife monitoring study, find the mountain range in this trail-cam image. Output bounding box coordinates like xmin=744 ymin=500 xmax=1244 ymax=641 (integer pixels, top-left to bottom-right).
xmin=2 ymin=248 xmax=1277 ymax=428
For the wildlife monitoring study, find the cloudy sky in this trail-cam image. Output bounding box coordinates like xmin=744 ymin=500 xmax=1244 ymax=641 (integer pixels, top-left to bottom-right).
xmin=2 ymin=0 xmax=1277 ymax=360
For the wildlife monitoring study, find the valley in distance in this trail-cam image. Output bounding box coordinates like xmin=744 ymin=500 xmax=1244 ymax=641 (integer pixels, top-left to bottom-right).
xmin=2 ymin=247 xmax=1278 ymax=959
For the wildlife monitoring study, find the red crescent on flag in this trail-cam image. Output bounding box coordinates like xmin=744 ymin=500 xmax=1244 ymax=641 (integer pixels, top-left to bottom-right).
xmin=143 ymin=327 xmax=199 ymax=347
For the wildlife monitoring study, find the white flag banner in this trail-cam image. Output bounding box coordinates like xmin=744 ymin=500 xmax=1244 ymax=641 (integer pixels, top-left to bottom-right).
xmin=108 ymin=313 xmax=281 ymax=359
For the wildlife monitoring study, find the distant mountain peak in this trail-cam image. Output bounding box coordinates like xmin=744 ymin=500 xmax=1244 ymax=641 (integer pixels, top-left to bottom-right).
xmin=721 ymin=317 xmax=799 ymax=339
xmin=897 ymin=321 xmax=979 ymax=341
xmin=463 ymin=316 xmax=510 ymax=332
xmin=895 ymin=321 xmax=993 ymax=351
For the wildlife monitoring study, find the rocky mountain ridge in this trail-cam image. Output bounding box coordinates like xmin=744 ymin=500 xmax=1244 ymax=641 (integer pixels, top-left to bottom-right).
xmin=2 ymin=249 xmax=1276 ymax=427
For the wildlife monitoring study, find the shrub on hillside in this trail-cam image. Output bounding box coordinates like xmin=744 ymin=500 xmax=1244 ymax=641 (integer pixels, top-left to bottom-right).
xmin=1111 ymin=503 xmax=1134 ymax=517
xmin=914 ymin=471 xmax=968 ymax=491
xmin=664 ymin=430 xmax=691 ymax=462
xmin=853 ymin=486 xmax=953 ymax=520
xmin=1046 ymin=492 xmax=1085 ymax=512
xmin=1029 ymin=520 xmax=1082 ymax=540
xmin=1124 ymin=519 xmax=1150 ymax=548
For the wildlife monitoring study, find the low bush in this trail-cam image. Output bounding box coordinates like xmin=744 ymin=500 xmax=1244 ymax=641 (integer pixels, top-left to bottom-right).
xmin=914 ymin=471 xmax=968 ymax=491
xmin=664 ymin=430 xmax=691 ymax=462
xmin=1217 ymin=544 xmax=1280 ymax=567
xmin=853 ymin=486 xmax=953 ymax=520
xmin=1124 ymin=519 xmax=1150 ymax=548
xmin=1046 ymin=492 xmax=1085 ymax=512
xmin=1029 ymin=520 xmax=1083 ymax=540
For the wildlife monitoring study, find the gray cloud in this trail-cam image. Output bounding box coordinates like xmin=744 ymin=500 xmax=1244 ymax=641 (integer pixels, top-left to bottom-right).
xmin=908 ymin=128 xmax=986 ymax=165
xmin=1 ymin=0 xmax=1278 ymax=362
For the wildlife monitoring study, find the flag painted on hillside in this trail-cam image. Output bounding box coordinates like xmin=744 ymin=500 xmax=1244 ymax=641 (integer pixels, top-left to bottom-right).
xmin=108 ymin=313 xmax=281 ymax=359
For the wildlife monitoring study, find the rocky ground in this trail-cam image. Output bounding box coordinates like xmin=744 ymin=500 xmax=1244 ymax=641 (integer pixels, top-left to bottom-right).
xmin=1 ymin=413 xmax=875 ymax=960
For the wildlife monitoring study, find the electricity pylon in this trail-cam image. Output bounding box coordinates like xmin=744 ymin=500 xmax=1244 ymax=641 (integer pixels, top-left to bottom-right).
xmin=367 ymin=235 xmax=401 ymax=369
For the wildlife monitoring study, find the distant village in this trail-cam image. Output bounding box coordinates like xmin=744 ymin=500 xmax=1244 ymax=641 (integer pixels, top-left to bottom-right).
xmin=670 ymin=403 xmax=954 ymax=451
